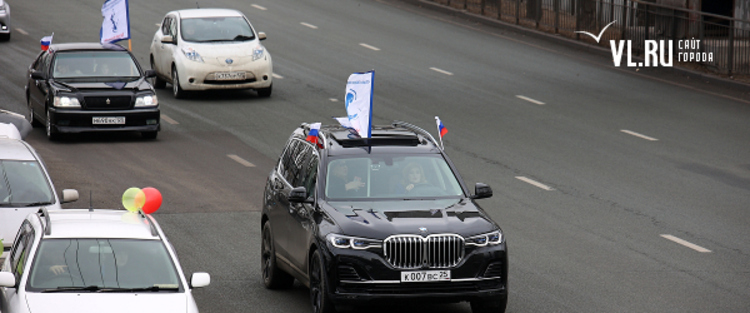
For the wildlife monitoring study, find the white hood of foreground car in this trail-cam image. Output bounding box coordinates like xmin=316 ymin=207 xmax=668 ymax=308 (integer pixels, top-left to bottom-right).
xmin=26 ymin=293 xmax=189 ymax=313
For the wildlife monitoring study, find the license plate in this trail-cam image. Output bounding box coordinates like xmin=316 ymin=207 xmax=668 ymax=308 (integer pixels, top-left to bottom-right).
xmin=93 ymin=117 xmax=125 ymax=125
xmin=215 ymin=72 xmax=246 ymax=80
xmin=401 ymin=270 xmax=450 ymax=282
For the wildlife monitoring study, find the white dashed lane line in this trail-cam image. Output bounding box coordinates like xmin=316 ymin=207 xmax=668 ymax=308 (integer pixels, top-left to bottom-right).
xmin=16 ymin=28 xmax=29 ymax=36
xmin=251 ymin=4 xmax=267 ymax=10
xmin=516 ymin=95 xmax=546 ymax=105
xmin=359 ymin=43 xmax=380 ymax=51
xmin=300 ymin=22 xmax=318 ymax=29
xmin=227 ymin=154 xmax=256 ymax=167
xmin=161 ymin=114 xmax=179 ymax=125
xmin=329 ymin=98 xmax=339 ymax=102
xmin=621 ymin=129 xmax=658 ymax=141
xmin=272 ymin=73 xmax=283 ymax=79
xmin=515 ymin=176 xmax=554 ymax=191
xmin=430 ymin=67 xmax=453 ymax=75
xmin=660 ymin=234 xmax=711 ymax=253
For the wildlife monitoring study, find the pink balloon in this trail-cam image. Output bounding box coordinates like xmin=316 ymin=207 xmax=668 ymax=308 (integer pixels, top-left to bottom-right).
xmin=141 ymin=187 xmax=163 ymax=214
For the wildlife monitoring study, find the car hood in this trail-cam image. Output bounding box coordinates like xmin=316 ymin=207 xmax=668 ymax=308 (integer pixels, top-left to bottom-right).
xmin=52 ymin=79 xmax=151 ymax=92
xmin=25 ymin=292 xmax=188 ymax=313
xmin=182 ymin=41 xmax=260 ymax=57
xmin=325 ymin=199 xmax=498 ymax=239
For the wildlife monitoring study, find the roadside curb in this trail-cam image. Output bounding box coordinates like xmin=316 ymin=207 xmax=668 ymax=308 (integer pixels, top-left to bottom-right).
xmin=394 ymin=0 xmax=750 ymax=92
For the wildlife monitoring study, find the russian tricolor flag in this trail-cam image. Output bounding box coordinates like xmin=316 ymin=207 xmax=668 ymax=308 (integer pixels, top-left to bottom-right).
xmin=40 ymin=34 xmax=54 ymax=51
xmin=436 ymin=117 xmax=448 ymax=138
xmin=306 ymin=122 xmax=321 ymax=145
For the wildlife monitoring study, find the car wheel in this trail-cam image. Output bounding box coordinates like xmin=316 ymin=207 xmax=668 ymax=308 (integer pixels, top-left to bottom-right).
xmin=0 ymin=33 xmax=9 ymax=42
xmin=27 ymin=98 xmax=41 ymax=127
xmin=171 ymin=67 xmax=185 ymax=99
xmin=310 ymin=249 xmax=335 ymax=313
xmin=141 ymin=131 xmax=158 ymax=140
xmin=261 ymin=222 xmax=294 ymax=289
xmin=470 ymin=295 xmax=508 ymax=313
xmin=151 ymin=58 xmax=166 ymax=89
xmin=256 ymin=84 xmax=272 ymax=98
xmin=45 ymin=108 xmax=59 ymax=141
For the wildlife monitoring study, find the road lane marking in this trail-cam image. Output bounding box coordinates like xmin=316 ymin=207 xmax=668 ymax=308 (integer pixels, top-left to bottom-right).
xmin=660 ymin=234 xmax=711 ymax=253
xmin=516 ymin=176 xmax=554 ymax=191
xmin=621 ymin=129 xmax=658 ymax=141
xmin=228 ymin=154 xmax=256 ymax=167
xmin=329 ymin=98 xmax=339 ymax=102
xmin=430 ymin=67 xmax=453 ymax=75
xmin=300 ymin=22 xmax=318 ymax=29
xmin=161 ymin=114 xmax=179 ymax=125
xmin=251 ymin=4 xmax=267 ymax=10
xmin=272 ymin=73 xmax=284 ymax=79
xmin=16 ymin=28 xmax=29 ymax=36
xmin=155 ymin=23 xmax=160 ymax=27
xmin=516 ymin=95 xmax=545 ymax=105
xmin=359 ymin=43 xmax=380 ymax=51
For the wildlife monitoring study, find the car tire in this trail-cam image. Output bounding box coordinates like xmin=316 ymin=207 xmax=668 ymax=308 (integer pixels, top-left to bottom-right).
xmin=151 ymin=58 xmax=166 ymax=89
xmin=470 ymin=295 xmax=508 ymax=313
xmin=261 ymin=222 xmax=294 ymax=289
xmin=310 ymin=249 xmax=335 ymax=313
xmin=0 ymin=33 xmax=10 ymax=42
xmin=172 ymin=67 xmax=185 ymax=99
xmin=141 ymin=131 xmax=158 ymax=140
xmin=256 ymin=84 xmax=272 ymax=98
xmin=45 ymin=107 xmax=59 ymax=141
xmin=27 ymin=98 xmax=41 ymax=127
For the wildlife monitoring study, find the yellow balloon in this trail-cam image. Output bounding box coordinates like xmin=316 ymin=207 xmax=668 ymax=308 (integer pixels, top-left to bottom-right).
xmin=122 ymin=187 xmax=146 ymax=212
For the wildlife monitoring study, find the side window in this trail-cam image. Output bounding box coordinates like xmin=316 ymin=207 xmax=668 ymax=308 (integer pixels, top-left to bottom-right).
xmin=278 ymin=139 xmax=299 ymax=184
xmin=161 ymin=17 xmax=171 ymax=35
xmin=32 ymin=52 xmax=48 ymax=72
xmin=169 ymin=18 xmax=177 ymax=39
xmin=302 ymin=154 xmax=319 ymax=197
xmin=292 ymin=144 xmax=313 ymax=187
xmin=10 ymin=221 xmax=35 ymax=282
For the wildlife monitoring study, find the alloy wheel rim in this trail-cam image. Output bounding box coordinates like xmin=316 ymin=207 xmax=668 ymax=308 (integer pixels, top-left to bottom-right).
xmin=46 ymin=109 xmax=51 ymax=137
xmin=310 ymin=257 xmax=322 ymax=312
xmin=262 ymin=229 xmax=271 ymax=281
xmin=172 ymin=70 xmax=179 ymax=96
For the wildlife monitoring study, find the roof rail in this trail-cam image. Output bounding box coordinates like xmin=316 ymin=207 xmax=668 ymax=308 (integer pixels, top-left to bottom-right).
xmin=138 ymin=210 xmax=160 ymax=237
xmin=392 ymin=121 xmax=441 ymax=150
xmin=37 ymin=207 xmax=52 ymax=235
xmin=301 ymin=122 xmax=328 ymax=148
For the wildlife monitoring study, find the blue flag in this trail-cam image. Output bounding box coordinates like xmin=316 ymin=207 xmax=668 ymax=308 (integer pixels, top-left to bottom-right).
xmin=100 ymin=0 xmax=130 ymax=44
xmin=344 ymin=71 xmax=374 ymax=138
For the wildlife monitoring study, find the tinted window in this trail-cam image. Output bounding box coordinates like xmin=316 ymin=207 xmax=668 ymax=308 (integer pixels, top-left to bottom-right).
xmin=52 ymin=51 xmax=140 ymax=78
xmin=10 ymin=222 xmax=35 ymax=282
xmin=0 ymin=160 xmax=55 ymax=206
xmin=181 ymin=16 xmax=255 ymax=42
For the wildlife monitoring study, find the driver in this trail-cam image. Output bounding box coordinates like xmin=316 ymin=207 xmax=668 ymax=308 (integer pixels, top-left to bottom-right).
xmin=402 ymin=162 xmax=428 ymax=193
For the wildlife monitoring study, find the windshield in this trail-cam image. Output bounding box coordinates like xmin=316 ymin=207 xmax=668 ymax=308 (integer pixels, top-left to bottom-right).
xmin=52 ymin=51 xmax=140 ymax=79
xmin=27 ymin=239 xmax=182 ymax=292
xmin=0 ymin=160 xmax=55 ymax=206
xmin=181 ymin=16 xmax=255 ymax=42
xmin=325 ymin=155 xmax=464 ymax=200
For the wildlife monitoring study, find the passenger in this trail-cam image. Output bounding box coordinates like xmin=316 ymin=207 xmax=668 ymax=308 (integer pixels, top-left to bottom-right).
xmin=328 ymin=160 xmax=365 ymax=197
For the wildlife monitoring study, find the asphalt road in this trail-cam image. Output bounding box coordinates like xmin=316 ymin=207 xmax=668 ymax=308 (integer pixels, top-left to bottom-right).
xmin=1 ymin=0 xmax=749 ymax=312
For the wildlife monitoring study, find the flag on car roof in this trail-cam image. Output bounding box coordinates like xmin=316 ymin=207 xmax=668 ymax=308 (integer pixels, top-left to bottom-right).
xmin=345 ymin=71 xmax=374 ymax=138
xmin=100 ymin=0 xmax=131 ymax=44
xmin=306 ymin=122 xmax=321 ymax=146
xmin=40 ymin=33 xmax=53 ymax=51
xmin=436 ymin=116 xmax=448 ymax=138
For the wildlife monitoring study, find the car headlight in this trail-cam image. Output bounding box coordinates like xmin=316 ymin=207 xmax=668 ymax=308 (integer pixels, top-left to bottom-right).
xmin=327 ymin=234 xmax=381 ymax=250
xmin=182 ymin=47 xmax=203 ymax=63
xmin=465 ymin=231 xmax=503 ymax=247
xmin=252 ymin=45 xmax=265 ymax=61
xmin=135 ymin=94 xmax=158 ymax=107
xmin=53 ymin=96 xmax=81 ymax=108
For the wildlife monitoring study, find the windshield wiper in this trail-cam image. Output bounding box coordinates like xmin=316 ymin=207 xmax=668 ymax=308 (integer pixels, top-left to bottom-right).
xmin=232 ymin=35 xmax=254 ymax=41
xmin=42 ymin=285 xmax=102 ymax=293
xmin=100 ymin=286 xmax=179 ymax=292
xmin=24 ymin=201 xmax=53 ymax=207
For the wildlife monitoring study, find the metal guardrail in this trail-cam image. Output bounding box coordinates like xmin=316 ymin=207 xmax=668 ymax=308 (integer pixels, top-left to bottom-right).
xmin=430 ymin=0 xmax=750 ymax=75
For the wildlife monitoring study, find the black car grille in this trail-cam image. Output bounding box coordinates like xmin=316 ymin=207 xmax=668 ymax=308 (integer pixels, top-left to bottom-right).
xmin=337 ymin=266 xmax=363 ymax=281
xmin=383 ymin=234 xmax=464 ymax=269
xmin=84 ymin=96 xmax=132 ymax=110
xmin=483 ymin=261 xmax=504 ymax=278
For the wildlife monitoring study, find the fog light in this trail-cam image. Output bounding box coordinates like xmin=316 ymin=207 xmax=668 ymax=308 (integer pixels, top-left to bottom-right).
xmin=188 ymin=78 xmax=195 ymax=83
xmin=263 ymin=75 xmax=268 ymax=81
xmin=146 ymin=119 xmax=158 ymax=125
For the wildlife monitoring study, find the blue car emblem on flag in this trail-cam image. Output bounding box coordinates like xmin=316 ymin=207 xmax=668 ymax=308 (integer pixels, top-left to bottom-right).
xmin=345 ymin=89 xmax=358 ymax=119
xmin=225 ymin=58 xmax=234 ymax=65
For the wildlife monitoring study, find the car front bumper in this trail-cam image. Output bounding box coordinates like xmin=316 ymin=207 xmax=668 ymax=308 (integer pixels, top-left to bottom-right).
xmin=176 ymin=55 xmax=273 ymax=91
xmin=49 ymin=107 xmax=160 ymax=134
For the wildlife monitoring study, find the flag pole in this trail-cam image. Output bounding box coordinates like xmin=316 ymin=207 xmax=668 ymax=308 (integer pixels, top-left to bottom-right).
xmin=435 ymin=116 xmax=444 ymax=150
xmin=128 ymin=39 xmax=132 ymax=51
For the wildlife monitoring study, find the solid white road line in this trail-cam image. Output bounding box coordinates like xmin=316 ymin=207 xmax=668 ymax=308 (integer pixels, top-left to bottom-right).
xmin=516 ymin=95 xmax=546 ymax=105
xmin=272 ymin=73 xmax=283 ymax=79
xmin=16 ymin=28 xmax=29 ymax=36
xmin=660 ymin=234 xmax=711 ymax=253
xmin=516 ymin=176 xmax=554 ymax=191
xmin=430 ymin=67 xmax=453 ymax=75
xmin=161 ymin=114 xmax=179 ymax=125
xmin=359 ymin=43 xmax=380 ymax=51
xmin=621 ymin=129 xmax=659 ymax=141
xmin=251 ymin=4 xmax=267 ymax=10
xmin=300 ymin=22 xmax=318 ymax=29
xmin=228 ymin=154 xmax=256 ymax=167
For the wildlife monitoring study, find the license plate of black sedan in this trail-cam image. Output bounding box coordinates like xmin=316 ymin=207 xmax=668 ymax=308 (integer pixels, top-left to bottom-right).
xmin=401 ymin=270 xmax=451 ymax=282
xmin=92 ymin=117 xmax=125 ymax=125
xmin=215 ymin=71 xmax=246 ymax=80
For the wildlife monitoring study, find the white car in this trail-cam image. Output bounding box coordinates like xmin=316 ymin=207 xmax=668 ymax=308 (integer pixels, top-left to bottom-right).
xmin=0 ymin=132 xmax=77 ymax=259
xmin=150 ymin=8 xmax=273 ymax=99
xmin=0 ymin=207 xmax=210 ymax=313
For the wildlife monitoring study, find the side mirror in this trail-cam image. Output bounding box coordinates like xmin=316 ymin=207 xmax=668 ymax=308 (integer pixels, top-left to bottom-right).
xmin=471 ymin=183 xmax=493 ymax=199
xmin=289 ymin=186 xmax=312 ymax=203
xmin=31 ymin=71 xmax=46 ymax=80
xmin=258 ymin=32 xmax=267 ymax=41
xmin=160 ymin=35 xmax=175 ymax=44
xmin=190 ymin=272 xmax=210 ymax=288
xmin=0 ymin=272 xmax=16 ymax=288
xmin=144 ymin=69 xmax=157 ymax=78
xmin=61 ymin=189 xmax=79 ymax=203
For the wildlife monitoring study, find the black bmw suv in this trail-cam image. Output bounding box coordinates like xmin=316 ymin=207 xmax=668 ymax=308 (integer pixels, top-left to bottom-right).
xmin=262 ymin=122 xmax=508 ymax=313
xmin=25 ymin=42 xmax=160 ymax=140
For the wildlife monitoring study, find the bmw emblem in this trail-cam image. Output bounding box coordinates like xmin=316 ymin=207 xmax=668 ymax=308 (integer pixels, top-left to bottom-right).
xmin=225 ymin=58 xmax=234 ymax=65
xmin=419 ymin=227 xmax=428 ymax=233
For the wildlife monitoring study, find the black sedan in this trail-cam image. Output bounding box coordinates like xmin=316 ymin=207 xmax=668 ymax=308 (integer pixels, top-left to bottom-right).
xmin=26 ymin=42 xmax=160 ymax=140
